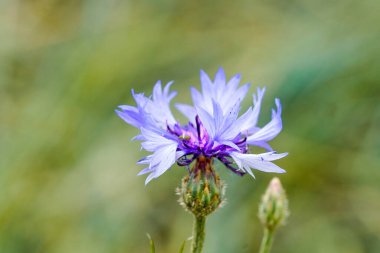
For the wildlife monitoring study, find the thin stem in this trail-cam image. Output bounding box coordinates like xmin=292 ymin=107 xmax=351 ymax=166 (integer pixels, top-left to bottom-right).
xmin=191 ymin=215 xmax=206 ymax=253
xmin=258 ymin=228 xmax=274 ymax=253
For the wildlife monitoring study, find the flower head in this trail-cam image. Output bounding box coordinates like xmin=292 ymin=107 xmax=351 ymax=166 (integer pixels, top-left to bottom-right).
xmin=116 ymin=68 xmax=287 ymax=184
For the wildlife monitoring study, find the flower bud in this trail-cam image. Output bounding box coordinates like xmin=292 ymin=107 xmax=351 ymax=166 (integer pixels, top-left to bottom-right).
xmin=178 ymin=156 xmax=225 ymax=218
xmin=258 ymin=177 xmax=289 ymax=231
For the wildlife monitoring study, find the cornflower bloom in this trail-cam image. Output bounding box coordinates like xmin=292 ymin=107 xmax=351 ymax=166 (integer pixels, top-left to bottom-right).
xmin=116 ymin=68 xmax=287 ymax=185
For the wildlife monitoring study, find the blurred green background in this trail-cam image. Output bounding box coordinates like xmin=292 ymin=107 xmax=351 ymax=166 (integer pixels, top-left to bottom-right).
xmin=1 ymin=0 xmax=379 ymax=252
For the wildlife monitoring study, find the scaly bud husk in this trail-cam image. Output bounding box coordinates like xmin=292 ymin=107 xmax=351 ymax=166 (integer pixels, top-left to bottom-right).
xmin=178 ymin=156 xmax=225 ymax=218
xmin=258 ymin=177 xmax=289 ymax=231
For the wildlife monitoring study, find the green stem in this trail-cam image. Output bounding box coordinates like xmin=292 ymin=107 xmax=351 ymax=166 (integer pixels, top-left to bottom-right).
xmin=258 ymin=228 xmax=274 ymax=253
xmin=191 ymin=215 xmax=206 ymax=253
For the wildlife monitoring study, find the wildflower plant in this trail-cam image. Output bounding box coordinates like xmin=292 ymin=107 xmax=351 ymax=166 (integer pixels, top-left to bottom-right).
xmin=116 ymin=68 xmax=288 ymax=253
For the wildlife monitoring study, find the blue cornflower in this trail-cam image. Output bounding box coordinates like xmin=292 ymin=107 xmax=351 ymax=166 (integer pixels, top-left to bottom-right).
xmin=116 ymin=68 xmax=287 ymax=184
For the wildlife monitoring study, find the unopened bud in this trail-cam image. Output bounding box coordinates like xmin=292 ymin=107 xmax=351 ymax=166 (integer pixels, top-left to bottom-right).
xmin=178 ymin=156 xmax=225 ymax=218
xmin=258 ymin=177 xmax=289 ymax=231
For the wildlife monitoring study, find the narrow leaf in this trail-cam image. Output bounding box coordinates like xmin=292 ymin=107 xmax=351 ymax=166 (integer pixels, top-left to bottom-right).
xmin=178 ymin=240 xmax=186 ymax=253
xmin=178 ymin=237 xmax=192 ymax=253
xmin=146 ymin=233 xmax=155 ymax=253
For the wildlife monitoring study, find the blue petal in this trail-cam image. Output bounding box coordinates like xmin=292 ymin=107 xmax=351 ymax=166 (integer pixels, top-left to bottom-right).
xmin=143 ymin=144 xmax=178 ymax=185
xmin=214 ymin=67 xmax=226 ymax=90
xmin=226 ymin=74 xmax=241 ymax=90
xmin=247 ymin=98 xmax=282 ymax=143
xmin=230 ymin=151 xmax=287 ymax=176
xmin=249 ymin=141 xmax=273 ymax=151
xmin=192 ymin=69 xmax=250 ymax=116
xmin=221 ymin=87 xmax=265 ymax=137
xmin=190 ymin=87 xmax=204 ymax=106
xmin=140 ymin=128 xmax=178 ymax=152
xmin=221 ymin=83 xmax=250 ymax=113
xmin=137 ymin=166 xmax=156 ymax=176
xmin=175 ymin=103 xmax=197 ymax=123
xmin=212 ymin=100 xmax=224 ymax=134
xmin=115 ymin=109 xmax=141 ymax=129
xmin=250 ymin=87 xmax=266 ymax=127
xmin=128 ymin=82 xmax=178 ymax=129
xmin=219 ymin=140 xmax=240 ymax=151
xmin=215 ymin=101 xmax=240 ymax=140
xmin=196 ymin=106 xmax=215 ymax=138
xmin=200 ymin=69 xmax=214 ymax=98
xmin=150 ymin=81 xmax=178 ymax=126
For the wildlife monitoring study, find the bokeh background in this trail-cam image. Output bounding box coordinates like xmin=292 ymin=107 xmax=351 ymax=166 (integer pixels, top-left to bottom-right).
xmin=1 ymin=0 xmax=379 ymax=252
